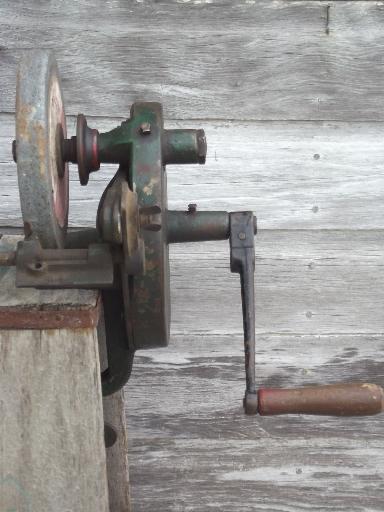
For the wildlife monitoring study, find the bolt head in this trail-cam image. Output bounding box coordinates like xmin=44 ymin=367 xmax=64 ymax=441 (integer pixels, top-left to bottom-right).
xmin=140 ymin=122 xmax=151 ymax=135
xmin=238 ymin=232 xmax=246 ymax=240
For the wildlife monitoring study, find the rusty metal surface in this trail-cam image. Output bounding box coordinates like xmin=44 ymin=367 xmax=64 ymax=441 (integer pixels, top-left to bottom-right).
xmin=258 ymin=383 xmax=384 ymax=416
xmin=101 ymin=288 xmax=135 ymax=396
xmin=76 ymin=114 xmax=100 ymax=185
xmin=0 ymin=295 xmax=101 ymax=330
xmin=128 ymin=102 xmax=170 ymax=350
xmin=167 ymin=210 xmax=230 ymax=243
xmin=229 ymin=211 xmax=257 ymax=414
xmin=162 ymin=129 xmax=206 ymax=165
xmin=15 ymin=240 xmax=114 ymax=289
xmin=16 ymin=51 xmax=69 ymax=248
xmin=62 ymin=114 xmax=100 ymax=185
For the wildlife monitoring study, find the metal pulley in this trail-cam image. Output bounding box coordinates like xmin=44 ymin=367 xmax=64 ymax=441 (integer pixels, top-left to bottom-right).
xmin=4 ymin=50 xmax=384 ymax=418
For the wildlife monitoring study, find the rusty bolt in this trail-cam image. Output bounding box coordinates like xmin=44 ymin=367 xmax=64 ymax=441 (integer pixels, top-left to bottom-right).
xmin=140 ymin=122 xmax=151 ymax=135
xmin=187 ymin=203 xmax=197 ymax=214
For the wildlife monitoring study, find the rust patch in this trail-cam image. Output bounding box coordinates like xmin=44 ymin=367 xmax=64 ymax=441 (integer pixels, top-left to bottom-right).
xmin=33 ymin=121 xmax=47 ymax=177
xmin=16 ymin=103 xmax=33 ymax=143
xmin=143 ymin=176 xmax=158 ymax=196
xmin=0 ymin=296 xmax=101 ymax=330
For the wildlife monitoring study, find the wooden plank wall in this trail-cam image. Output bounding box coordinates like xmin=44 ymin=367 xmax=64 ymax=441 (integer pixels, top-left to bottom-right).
xmin=1 ymin=1 xmax=383 ymax=510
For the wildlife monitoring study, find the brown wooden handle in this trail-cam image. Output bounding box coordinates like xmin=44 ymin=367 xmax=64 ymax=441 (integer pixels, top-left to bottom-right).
xmin=258 ymin=383 xmax=384 ymax=416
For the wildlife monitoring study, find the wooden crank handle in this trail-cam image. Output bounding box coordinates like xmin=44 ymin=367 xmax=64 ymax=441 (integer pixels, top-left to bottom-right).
xmin=258 ymin=382 xmax=384 ymax=416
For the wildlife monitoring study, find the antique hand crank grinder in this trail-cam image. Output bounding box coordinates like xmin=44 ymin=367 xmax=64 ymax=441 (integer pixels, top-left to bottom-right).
xmin=3 ymin=51 xmax=384 ymax=423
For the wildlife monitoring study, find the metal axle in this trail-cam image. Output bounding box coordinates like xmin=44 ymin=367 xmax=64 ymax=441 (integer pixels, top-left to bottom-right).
xmin=13 ymin=114 xmax=207 ymax=186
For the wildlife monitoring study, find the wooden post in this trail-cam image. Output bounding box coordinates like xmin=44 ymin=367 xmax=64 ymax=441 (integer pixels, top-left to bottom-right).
xmin=0 ymin=235 xmax=130 ymax=512
xmin=103 ymin=391 xmax=131 ymax=511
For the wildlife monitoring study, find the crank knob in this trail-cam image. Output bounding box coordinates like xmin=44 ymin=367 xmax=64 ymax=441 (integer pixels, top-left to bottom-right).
xmin=258 ymin=382 xmax=384 ymax=416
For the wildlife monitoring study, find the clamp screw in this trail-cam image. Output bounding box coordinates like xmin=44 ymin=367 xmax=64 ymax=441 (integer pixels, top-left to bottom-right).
xmin=140 ymin=122 xmax=151 ymax=135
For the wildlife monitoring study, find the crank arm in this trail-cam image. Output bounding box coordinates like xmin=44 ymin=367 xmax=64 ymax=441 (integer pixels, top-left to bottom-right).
xmin=167 ymin=208 xmax=258 ymax=412
xmin=229 ymin=212 xmax=258 ymax=414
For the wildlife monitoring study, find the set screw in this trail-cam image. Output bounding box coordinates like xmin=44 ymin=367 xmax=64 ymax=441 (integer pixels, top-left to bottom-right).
xmin=140 ymin=122 xmax=151 ymax=135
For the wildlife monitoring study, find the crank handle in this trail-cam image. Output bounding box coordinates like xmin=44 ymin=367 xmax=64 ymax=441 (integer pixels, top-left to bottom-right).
xmin=167 ymin=208 xmax=258 ymax=414
xmin=258 ymin=383 xmax=384 ymax=416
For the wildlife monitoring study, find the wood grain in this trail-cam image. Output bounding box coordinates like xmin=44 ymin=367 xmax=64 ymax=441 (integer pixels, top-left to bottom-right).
xmin=2 ymin=114 xmax=384 ymax=230
xmin=0 ymin=327 xmax=109 ymax=512
xmin=103 ymin=391 xmax=131 ymax=512
xmin=170 ymin=229 xmax=384 ymax=335
xmin=1 ymin=2 xmax=384 ymax=120
xmin=126 ymin=332 xmax=384 ymax=512
xmin=99 ymin=310 xmax=132 ymax=512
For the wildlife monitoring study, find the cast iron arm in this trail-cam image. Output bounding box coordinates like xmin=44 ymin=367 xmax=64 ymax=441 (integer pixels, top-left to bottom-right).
xmin=229 ymin=212 xmax=258 ymax=415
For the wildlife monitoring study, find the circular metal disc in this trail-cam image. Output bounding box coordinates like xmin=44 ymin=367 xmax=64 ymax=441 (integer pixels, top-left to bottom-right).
xmin=16 ymin=50 xmax=69 ymax=248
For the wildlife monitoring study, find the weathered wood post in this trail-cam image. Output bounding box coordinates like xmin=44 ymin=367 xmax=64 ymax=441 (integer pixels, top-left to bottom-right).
xmin=0 ymin=235 xmax=130 ymax=512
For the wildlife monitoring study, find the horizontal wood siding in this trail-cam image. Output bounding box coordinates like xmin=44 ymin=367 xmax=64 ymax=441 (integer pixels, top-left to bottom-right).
xmin=1 ymin=115 xmax=384 ymax=230
xmin=169 ymin=230 xmax=384 ymax=335
xmin=126 ymin=332 xmax=384 ymax=512
xmin=0 ymin=2 xmax=384 ymax=120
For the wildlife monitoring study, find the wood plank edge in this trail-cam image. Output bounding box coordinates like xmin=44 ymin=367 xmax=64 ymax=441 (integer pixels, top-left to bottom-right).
xmin=0 ymin=294 xmax=101 ymax=329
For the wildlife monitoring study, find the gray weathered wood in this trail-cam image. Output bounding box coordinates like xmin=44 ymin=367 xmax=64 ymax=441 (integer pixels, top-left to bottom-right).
xmin=169 ymin=229 xmax=384 ymax=335
xmin=126 ymin=332 xmax=384 ymax=512
xmin=0 ymin=235 xmax=131 ymax=511
xmin=0 ymin=328 xmax=109 ymax=512
xmin=103 ymin=391 xmax=131 ymax=512
xmin=2 ymin=2 xmax=384 ymax=121
xmin=99 ymin=310 xmax=131 ymax=512
xmin=2 ymin=114 xmax=384 ymax=230
xmin=0 ymin=236 xmax=109 ymax=511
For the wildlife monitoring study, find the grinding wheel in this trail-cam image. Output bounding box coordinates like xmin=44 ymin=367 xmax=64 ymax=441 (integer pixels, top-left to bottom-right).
xmin=16 ymin=51 xmax=69 ymax=248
